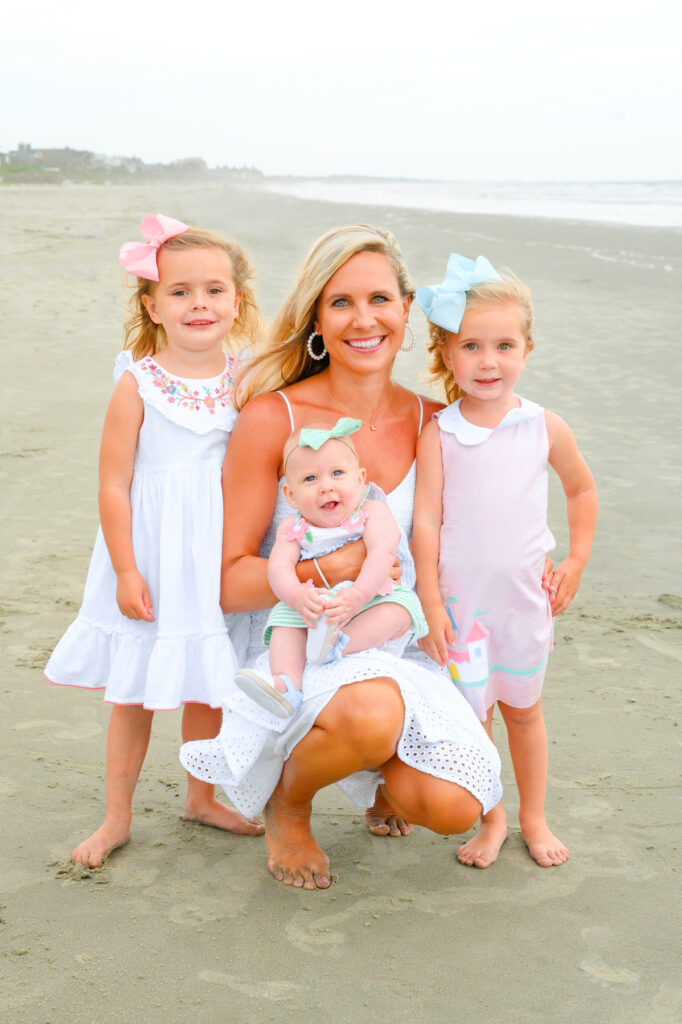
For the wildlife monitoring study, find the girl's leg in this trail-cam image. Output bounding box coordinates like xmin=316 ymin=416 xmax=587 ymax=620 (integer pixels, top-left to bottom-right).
xmin=182 ymin=703 xmax=264 ymax=836
xmin=498 ymin=698 xmax=569 ymax=866
xmin=456 ymin=705 xmax=509 ymax=868
xmin=72 ymin=704 xmax=154 ymax=867
xmin=342 ymin=604 xmax=412 ymax=655
xmin=269 ymin=627 xmax=307 ymax=693
xmin=264 ymin=678 xmax=483 ymax=889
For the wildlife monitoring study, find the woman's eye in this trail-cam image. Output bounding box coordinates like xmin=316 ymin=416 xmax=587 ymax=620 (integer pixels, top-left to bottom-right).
xmin=332 ymin=298 xmax=349 ymax=307
xmin=371 ymin=295 xmax=388 ymax=303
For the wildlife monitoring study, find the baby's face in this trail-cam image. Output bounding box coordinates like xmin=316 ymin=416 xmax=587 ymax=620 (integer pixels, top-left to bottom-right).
xmin=283 ymin=439 xmax=366 ymax=528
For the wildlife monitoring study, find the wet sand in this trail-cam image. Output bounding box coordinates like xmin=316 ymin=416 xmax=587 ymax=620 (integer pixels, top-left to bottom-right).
xmin=1 ymin=182 xmax=680 ymax=1023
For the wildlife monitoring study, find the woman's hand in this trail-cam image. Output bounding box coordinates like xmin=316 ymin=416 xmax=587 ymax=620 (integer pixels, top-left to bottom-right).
xmin=116 ymin=570 xmax=154 ymax=621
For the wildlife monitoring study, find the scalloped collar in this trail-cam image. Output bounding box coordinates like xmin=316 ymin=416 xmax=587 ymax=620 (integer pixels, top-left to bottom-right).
xmin=438 ymin=397 xmax=543 ymax=446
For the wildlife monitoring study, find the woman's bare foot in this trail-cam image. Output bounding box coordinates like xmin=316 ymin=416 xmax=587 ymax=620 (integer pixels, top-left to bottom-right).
xmin=365 ymin=790 xmax=414 ymax=837
xmin=520 ymin=817 xmax=570 ymax=867
xmin=71 ymin=820 xmax=131 ymax=868
xmin=263 ymin=795 xmax=330 ymax=889
xmin=184 ymin=796 xmax=264 ymax=835
xmin=457 ymin=805 xmax=508 ymax=868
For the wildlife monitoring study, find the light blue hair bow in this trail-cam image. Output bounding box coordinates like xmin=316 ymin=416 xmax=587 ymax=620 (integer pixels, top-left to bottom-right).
xmin=415 ymin=254 xmax=502 ymax=333
xmin=298 ymin=417 xmax=361 ymax=451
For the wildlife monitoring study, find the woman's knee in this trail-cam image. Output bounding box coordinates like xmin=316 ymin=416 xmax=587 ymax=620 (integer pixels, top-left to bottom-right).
xmin=383 ymin=760 xmax=481 ymax=835
xmin=315 ymin=678 xmax=404 ymax=761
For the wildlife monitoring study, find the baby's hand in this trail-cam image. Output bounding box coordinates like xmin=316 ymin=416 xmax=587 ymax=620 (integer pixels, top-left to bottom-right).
xmin=417 ymin=604 xmax=454 ymax=667
xmin=323 ymin=585 xmax=365 ymax=628
xmin=291 ymin=584 xmax=327 ymax=628
xmin=116 ymin=570 xmax=154 ymax=621
xmin=547 ymin=556 xmax=584 ymax=616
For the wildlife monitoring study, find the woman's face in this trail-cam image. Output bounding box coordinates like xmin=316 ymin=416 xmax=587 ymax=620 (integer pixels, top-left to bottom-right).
xmin=314 ymin=251 xmax=410 ymax=372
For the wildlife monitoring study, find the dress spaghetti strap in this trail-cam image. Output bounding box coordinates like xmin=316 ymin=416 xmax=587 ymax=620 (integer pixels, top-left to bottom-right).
xmin=277 ymin=391 xmax=295 ymax=431
xmin=416 ymin=394 xmax=424 ymax=435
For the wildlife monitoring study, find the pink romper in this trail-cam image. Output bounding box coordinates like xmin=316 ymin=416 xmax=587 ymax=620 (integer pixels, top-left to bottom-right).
xmin=437 ymin=398 xmax=555 ymax=721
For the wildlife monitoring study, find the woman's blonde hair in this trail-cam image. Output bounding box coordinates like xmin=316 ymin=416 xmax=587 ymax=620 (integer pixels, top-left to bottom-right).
xmin=123 ymin=227 xmax=263 ymax=360
xmin=236 ymin=224 xmax=414 ymax=408
xmin=426 ymin=274 xmax=535 ymax=405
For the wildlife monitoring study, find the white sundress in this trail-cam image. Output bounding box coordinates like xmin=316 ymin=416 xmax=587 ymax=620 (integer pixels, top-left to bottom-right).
xmin=180 ymin=393 xmax=503 ymax=816
xmin=45 ymin=351 xmax=241 ymax=710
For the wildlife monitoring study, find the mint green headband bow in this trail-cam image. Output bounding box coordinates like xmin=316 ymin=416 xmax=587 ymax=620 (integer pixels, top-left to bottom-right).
xmin=298 ymin=417 xmax=361 ymax=451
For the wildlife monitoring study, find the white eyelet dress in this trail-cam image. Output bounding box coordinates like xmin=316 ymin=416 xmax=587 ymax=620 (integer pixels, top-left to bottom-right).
xmin=45 ymin=352 xmax=241 ymax=710
xmin=180 ymin=393 xmax=503 ymax=815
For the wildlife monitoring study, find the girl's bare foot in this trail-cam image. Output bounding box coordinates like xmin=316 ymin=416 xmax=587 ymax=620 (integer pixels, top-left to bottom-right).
xmin=184 ymin=796 xmax=264 ymax=835
xmin=264 ymin=795 xmax=330 ymax=890
xmin=365 ymin=790 xmax=414 ymax=837
xmin=457 ymin=805 xmax=508 ymax=868
xmin=520 ymin=817 xmax=570 ymax=866
xmin=71 ymin=820 xmax=131 ymax=868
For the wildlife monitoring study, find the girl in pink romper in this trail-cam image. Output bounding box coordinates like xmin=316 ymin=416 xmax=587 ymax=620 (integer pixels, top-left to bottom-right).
xmin=413 ymin=254 xmax=597 ymax=870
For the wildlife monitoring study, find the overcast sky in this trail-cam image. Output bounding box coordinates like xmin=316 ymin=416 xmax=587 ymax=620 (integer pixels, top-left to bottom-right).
xmin=3 ymin=0 xmax=680 ymax=180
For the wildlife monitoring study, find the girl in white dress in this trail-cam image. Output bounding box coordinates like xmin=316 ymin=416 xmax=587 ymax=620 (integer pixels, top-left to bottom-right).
xmin=45 ymin=215 xmax=265 ymax=866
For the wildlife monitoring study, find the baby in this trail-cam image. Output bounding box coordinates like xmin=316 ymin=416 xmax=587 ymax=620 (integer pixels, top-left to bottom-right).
xmin=234 ymin=418 xmax=427 ymax=716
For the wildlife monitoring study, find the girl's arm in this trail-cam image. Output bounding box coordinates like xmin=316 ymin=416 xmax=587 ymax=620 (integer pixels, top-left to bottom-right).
xmin=98 ymin=373 xmax=152 ymax=621
xmin=546 ymin=411 xmax=598 ymax=616
xmin=267 ymin=523 xmax=327 ymax=627
xmin=412 ymin=421 xmax=452 ymax=665
xmin=323 ymin=501 xmax=400 ymax=626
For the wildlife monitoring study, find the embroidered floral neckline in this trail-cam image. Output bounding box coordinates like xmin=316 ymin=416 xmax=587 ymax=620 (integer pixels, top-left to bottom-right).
xmin=140 ymin=355 xmax=238 ymax=414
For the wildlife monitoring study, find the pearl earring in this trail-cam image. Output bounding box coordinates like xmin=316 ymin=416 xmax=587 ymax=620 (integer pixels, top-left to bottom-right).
xmin=400 ymin=323 xmax=416 ymax=353
xmin=307 ymin=330 xmax=327 ymax=361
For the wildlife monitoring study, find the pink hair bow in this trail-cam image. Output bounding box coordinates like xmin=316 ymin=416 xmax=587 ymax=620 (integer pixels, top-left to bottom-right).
xmin=119 ymin=213 xmax=189 ymax=281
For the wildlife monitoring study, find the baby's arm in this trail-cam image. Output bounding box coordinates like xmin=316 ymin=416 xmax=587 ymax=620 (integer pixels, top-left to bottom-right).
xmin=268 ymin=521 xmax=327 ymax=627
xmin=98 ymin=372 xmax=152 ymax=621
xmin=412 ymin=421 xmax=453 ymax=665
xmin=546 ymin=411 xmax=598 ymax=615
xmin=323 ymin=500 xmax=400 ymax=627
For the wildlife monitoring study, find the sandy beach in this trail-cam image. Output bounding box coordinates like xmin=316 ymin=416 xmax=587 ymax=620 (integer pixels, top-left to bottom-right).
xmin=1 ymin=182 xmax=680 ymax=1023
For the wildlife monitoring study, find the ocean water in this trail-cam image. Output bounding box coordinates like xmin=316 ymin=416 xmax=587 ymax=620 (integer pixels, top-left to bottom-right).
xmin=262 ymin=178 xmax=682 ymax=229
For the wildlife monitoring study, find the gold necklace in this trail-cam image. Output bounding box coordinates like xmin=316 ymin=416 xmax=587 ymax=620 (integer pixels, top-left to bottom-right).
xmin=322 ymin=380 xmax=393 ymax=432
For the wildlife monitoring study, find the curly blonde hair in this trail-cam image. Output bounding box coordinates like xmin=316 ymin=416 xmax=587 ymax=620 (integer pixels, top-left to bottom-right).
xmin=235 ymin=224 xmax=414 ymax=409
xmin=123 ymin=227 xmax=263 ymax=360
xmin=426 ymin=274 xmax=535 ymax=404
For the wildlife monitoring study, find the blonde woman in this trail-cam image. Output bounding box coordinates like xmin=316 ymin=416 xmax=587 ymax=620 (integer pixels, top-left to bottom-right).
xmin=181 ymin=225 xmax=502 ymax=889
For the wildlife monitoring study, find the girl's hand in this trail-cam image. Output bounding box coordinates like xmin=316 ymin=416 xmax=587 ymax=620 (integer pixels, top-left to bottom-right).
xmin=291 ymin=584 xmax=327 ymax=628
xmin=417 ymin=605 xmax=454 ymax=666
xmin=541 ymin=557 xmax=554 ymax=591
xmin=323 ymin=585 xmax=365 ymax=629
xmin=116 ymin=570 xmax=155 ymax=621
xmin=547 ymin=556 xmax=584 ymax=616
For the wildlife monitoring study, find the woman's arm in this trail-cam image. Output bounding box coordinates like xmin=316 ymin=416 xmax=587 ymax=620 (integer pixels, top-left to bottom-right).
xmin=412 ymin=421 xmax=452 ymax=665
xmin=98 ymin=373 xmax=152 ymax=620
xmin=545 ymin=411 xmax=598 ymax=615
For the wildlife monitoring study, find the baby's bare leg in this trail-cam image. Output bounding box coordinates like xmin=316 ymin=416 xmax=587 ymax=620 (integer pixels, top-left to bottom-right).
xmin=183 ymin=703 xmax=264 ymax=835
xmin=72 ymin=704 xmax=153 ymax=867
xmin=342 ymin=603 xmax=412 ymax=654
xmin=457 ymin=705 xmax=508 ymax=868
xmin=498 ymin=698 xmax=569 ymax=867
xmin=269 ymin=626 xmax=307 ymax=693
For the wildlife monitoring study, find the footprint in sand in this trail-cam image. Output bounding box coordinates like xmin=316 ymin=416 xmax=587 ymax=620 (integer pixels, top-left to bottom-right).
xmin=198 ymin=970 xmax=306 ymax=1002
xmin=580 ymin=926 xmax=639 ymax=988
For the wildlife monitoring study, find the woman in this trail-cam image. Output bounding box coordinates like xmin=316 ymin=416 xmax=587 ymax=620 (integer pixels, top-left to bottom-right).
xmin=181 ymin=225 xmax=502 ymax=889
